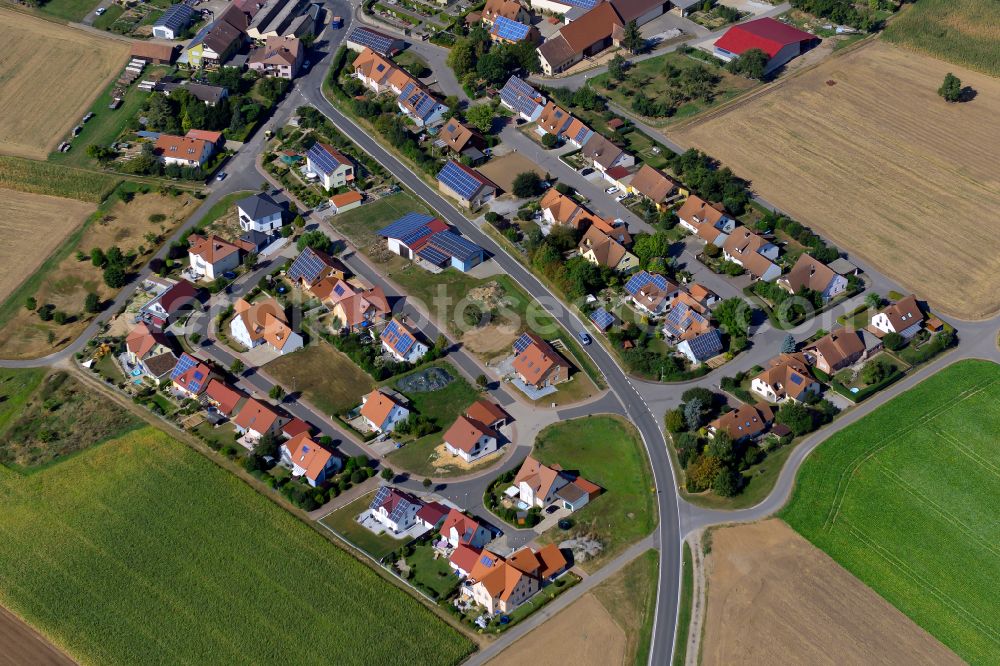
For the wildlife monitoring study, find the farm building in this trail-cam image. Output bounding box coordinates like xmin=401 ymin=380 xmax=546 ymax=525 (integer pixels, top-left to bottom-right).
xmin=185 ymin=5 xmax=247 ymax=68
xmin=378 ymin=213 xmax=485 ymax=272
xmin=130 ymin=42 xmax=178 ymax=64
xmin=345 ymin=26 xmax=403 ymax=56
xmin=246 ymin=0 xmax=320 ymax=40
xmin=713 ymin=17 xmax=818 ymax=74
xmin=436 ymin=160 xmax=498 ymax=209
xmin=153 ymin=4 xmax=195 ymax=39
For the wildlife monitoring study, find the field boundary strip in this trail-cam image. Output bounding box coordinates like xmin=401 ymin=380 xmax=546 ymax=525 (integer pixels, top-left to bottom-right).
xmin=842 ymin=521 xmax=1000 ymax=646
xmin=824 ymin=377 xmax=1000 ymax=530
xmin=931 ymin=427 xmax=1000 ymax=479
xmin=872 ymin=462 xmax=1000 ymax=560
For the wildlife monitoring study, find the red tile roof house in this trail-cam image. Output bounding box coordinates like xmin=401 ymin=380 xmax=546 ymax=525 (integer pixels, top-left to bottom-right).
xmin=416 ymin=501 xmax=449 ymax=531
xmin=870 ymin=294 xmax=924 ymax=340
xmin=282 ymin=433 xmax=339 ymax=487
xmin=448 ymin=543 xmax=483 ymax=578
xmin=203 ymin=378 xmax=245 ymax=418
xmin=803 ymin=327 xmax=867 ymax=375
xmin=233 ymin=398 xmax=289 ymax=447
xmin=676 ymin=195 xmax=736 ymax=246
xmin=443 ymin=415 xmax=499 ymax=463
xmin=511 ymin=332 xmax=571 ymax=389
xmin=777 ymin=253 xmax=848 ymax=303
xmin=441 ymin=508 xmax=492 ymax=549
xmin=170 ymin=353 xmax=215 ymax=399
xmin=139 ymin=279 xmax=199 ymax=329
xmin=708 ymin=401 xmax=774 ymax=442
xmin=464 ymin=399 xmax=511 ymax=429
xmin=462 ymin=548 xmax=541 ymax=615
xmin=359 ymin=389 xmax=410 ymax=433
xmin=153 ymin=134 xmax=214 ymax=168
xmin=722 ymin=226 xmax=782 ymax=282
xmin=513 ymin=455 xmax=568 ymax=508
xmin=713 ymin=17 xmax=819 ymax=76
xmin=125 ymin=322 xmax=171 ymax=365
xmin=187 ymin=233 xmax=242 ymax=281
xmin=368 ymin=486 xmax=424 ymax=533
xmin=750 ymin=353 xmax=821 ymax=404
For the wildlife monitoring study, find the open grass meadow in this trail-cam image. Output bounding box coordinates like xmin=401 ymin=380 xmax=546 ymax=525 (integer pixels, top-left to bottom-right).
xmin=265 ymin=342 xmax=375 ymax=416
xmin=593 ymin=548 xmax=660 ymax=666
xmin=534 ymin=416 xmax=656 ymax=571
xmin=882 ymin=0 xmax=1000 ymax=77
xmin=0 ymin=427 xmax=474 ymax=665
xmin=781 ymin=360 xmax=1000 ymax=664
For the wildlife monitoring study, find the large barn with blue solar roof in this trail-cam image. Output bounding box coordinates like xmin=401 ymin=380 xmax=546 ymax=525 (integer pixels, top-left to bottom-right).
xmin=436 ymin=160 xmax=498 ymax=210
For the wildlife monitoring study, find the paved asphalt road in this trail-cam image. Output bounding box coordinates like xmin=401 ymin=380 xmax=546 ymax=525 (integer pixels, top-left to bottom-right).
xmin=4 ymin=4 xmax=1000 ymax=665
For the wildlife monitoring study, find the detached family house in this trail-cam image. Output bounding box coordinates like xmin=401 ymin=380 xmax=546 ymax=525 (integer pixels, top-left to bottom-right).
xmin=580 ymin=132 xmax=634 ymax=175
xmin=437 ymin=160 xmax=498 ymax=209
xmin=187 ymin=234 xmax=242 ymax=281
xmin=306 ymin=143 xmax=355 ymax=191
xmin=359 ymin=389 xmax=409 ymax=433
xmin=722 ymin=226 xmax=781 ymax=282
xmin=282 ymin=433 xmax=339 ymax=487
xmin=443 ymin=415 xmax=498 ymax=463
xmin=249 ymin=36 xmax=303 ymax=79
xmin=437 ymin=118 xmax=486 ymax=163
xmin=677 ymin=195 xmax=735 ymax=246
xmin=126 ymin=323 xmax=177 ymax=383
xmin=287 ymin=246 xmax=351 ymax=289
xmin=237 ymin=193 xmax=284 ymax=233
xmin=512 ymin=332 xmax=570 ymax=389
xmin=170 ymin=353 xmax=214 ymax=398
xmin=233 ymin=398 xmax=289 ymax=443
xmin=751 ymin=353 xmax=820 ymax=403
xmin=230 ymin=297 xmax=303 ymax=355
xmin=380 ymin=319 xmax=428 ymax=364
xmin=499 ymin=76 xmax=545 ymax=122
xmin=628 ymin=164 xmax=678 ymax=211
xmin=625 ymin=271 xmax=680 ymax=317
xmin=578 ymin=225 xmax=638 ymax=272
xmin=369 ymin=486 xmax=424 ymax=533
xmin=778 ymin=254 xmax=847 ymax=302
xmin=441 ymin=509 xmax=492 ymax=549
xmin=871 ymin=295 xmax=923 ymax=339
xmin=708 ymin=401 xmax=774 ymax=442
xmin=154 ymin=134 xmax=214 ymax=168
xmin=803 ymin=327 xmax=866 ymax=374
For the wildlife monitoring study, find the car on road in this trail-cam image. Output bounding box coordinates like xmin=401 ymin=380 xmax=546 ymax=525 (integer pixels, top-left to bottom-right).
xmin=605 ymin=186 xmax=619 ymax=195
xmin=615 ymin=193 xmax=628 ymax=202
xmin=578 ymin=332 xmax=592 ymax=345
xmin=215 ymin=172 xmax=227 ymax=181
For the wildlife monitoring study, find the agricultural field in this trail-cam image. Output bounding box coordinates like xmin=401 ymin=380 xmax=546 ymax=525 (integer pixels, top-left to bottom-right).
xmin=0 ymin=9 xmax=128 ymax=160
xmin=0 ymin=188 xmax=94 ymax=305
xmin=534 ymin=416 xmax=656 ymax=572
xmin=701 ymin=520 xmax=961 ymax=666
xmin=265 ymin=343 xmax=375 ymax=417
xmin=0 ymin=185 xmax=198 ymax=359
xmin=674 ymin=41 xmax=1000 ymax=318
xmin=883 ymin=0 xmax=1000 ymax=77
xmin=490 ymin=550 xmax=658 ymax=666
xmin=0 ymin=426 xmax=474 ymax=664
xmin=782 ymin=360 xmax=1000 ymax=664
xmin=0 ymin=156 xmax=121 ymax=202
xmin=0 ymin=369 xmax=142 ymax=470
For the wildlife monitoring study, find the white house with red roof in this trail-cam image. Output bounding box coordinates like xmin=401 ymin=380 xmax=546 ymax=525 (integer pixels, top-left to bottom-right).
xmin=443 ymin=414 xmax=498 ymax=463
xmin=380 ymin=319 xmax=428 ymax=364
xmin=713 ymin=17 xmax=818 ymax=74
xmin=170 ymin=353 xmax=214 ymax=398
xmin=416 ymin=501 xmax=449 ymax=531
xmin=233 ymin=398 xmax=289 ymax=445
xmin=125 ymin=323 xmax=171 ymax=365
xmin=368 ymin=486 xmax=424 ymax=533
xmin=282 ymin=433 xmax=339 ymax=487
xmin=359 ymin=389 xmax=409 ymax=433
xmin=871 ymin=294 xmax=924 ymax=339
xmin=441 ymin=508 xmax=491 ymax=549
xmin=203 ymin=378 xmax=244 ymax=417
xmin=139 ymin=279 xmax=198 ymax=329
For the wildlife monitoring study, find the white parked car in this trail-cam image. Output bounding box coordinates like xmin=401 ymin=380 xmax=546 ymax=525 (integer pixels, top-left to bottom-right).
xmin=95 ymin=6 xmax=106 ymax=14
xmin=605 ymin=186 xmax=619 ymax=195
xmin=615 ymin=193 xmax=628 ymax=202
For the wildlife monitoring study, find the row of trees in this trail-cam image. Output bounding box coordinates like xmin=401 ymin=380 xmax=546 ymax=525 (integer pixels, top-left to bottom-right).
xmin=666 ymin=148 xmax=751 ymax=215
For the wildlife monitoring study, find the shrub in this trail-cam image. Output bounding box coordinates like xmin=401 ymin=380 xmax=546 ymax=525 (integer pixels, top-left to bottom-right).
xmin=25 ymin=296 xmax=36 ymax=311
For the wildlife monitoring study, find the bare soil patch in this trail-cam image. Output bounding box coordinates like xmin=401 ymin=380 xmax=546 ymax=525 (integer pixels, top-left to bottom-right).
xmin=0 ymin=189 xmax=93 ymax=304
xmin=461 ymin=323 xmax=520 ymax=356
xmin=0 ymin=9 xmax=129 ymax=160
xmin=673 ymin=41 xmax=1000 ymax=319
xmin=487 ymin=594 xmax=626 ymax=666
xmin=430 ymin=442 xmax=503 ymax=473
xmin=478 ymin=153 xmax=545 ymax=194
xmin=0 ymin=191 xmax=196 ymax=359
xmin=0 ymin=606 xmax=75 ymax=666
xmin=701 ymin=520 xmax=962 ymax=666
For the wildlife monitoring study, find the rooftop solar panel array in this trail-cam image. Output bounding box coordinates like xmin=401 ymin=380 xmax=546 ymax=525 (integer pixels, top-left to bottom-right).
xmin=416 ymin=245 xmax=449 ymax=266
xmin=378 ymin=212 xmax=436 ymax=239
xmin=306 ymin=143 xmax=342 ymax=176
xmin=347 ymin=27 xmax=396 ymax=55
xmin=664 ymin=302 xmax=707 ymax=338
xmin=156 ymin=4 xmax=194 ymax=31
xmin=624 ymin=271 xmax=668 ymax=296
xmin=589 ymin=307 xmax=615 ymax=331
xmin=287 ymin=247 xmax=326 ymax=283
xmin=381 ymin=320 xmax=416 ymax=356
xmin=513 ymin=332 xmax=534 ymax=355
xmin=370 ymin=485 xmax=390 ymax=511
xmin=491 ymin=16 xmax=531 ymax=41
xmin=562 ymin=0 xmax=599 ymax=8
xmin=437 ymin=161 xmax=486 ymax=200
xmin=571 ymin=123 xmax=591 ymax=144
xmin=500 ymin=76 xmax=544 ymax=117
xmin=170 ymin=353 xmax=197 ymax=381
xmin=428 ymin=230 xmax=482 ymax=263
xmin=684 ymin=329 xmax=722 ymax=361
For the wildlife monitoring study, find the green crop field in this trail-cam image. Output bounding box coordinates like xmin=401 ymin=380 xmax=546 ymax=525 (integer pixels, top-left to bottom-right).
xmin=0 ymin=156 xmax=120 ymax=202
xmin=883 ymin=0 xmax=1000 ymax=77
xmin=534 ymin=416 xmax=657 ymax=572
xmin=782 ymin=360 xmax=1000 ymax=664
xmin=0 ymin=427 xmax=474 ymax=665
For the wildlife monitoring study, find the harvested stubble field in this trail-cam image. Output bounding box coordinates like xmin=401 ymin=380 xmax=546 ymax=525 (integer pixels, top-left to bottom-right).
xmin=781 ymin=360 xmax=1000 ymax=664
xmin=0 ymin=9 xmax=129 ymax=160
xmin=0 ymin=426 xmax=474 ymax=664
xmin=0 ymin=188 xmax=94 ymax=304
xmin=673 ymin=41 xmax=1000 ymax=319
xmin=701 ymin=520 xmax=961 ymax=666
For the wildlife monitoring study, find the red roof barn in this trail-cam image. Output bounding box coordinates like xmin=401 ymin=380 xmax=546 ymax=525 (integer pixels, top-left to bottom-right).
xmin=713 ymin=18 xmax=817 ymax=73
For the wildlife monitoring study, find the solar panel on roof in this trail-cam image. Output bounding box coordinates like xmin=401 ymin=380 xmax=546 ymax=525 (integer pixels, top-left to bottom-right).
xmin=370 ymin=485 xmax=390 ymax=511
xmin=378 ymin=212 xmax=436 ymax=239
xmin=428 ymin=231 xmax=482 ymax=263
xmin=437 ymin=161 xmax=485 ymax=200
xmin=306 ymin=143 xmax=345 ymax=176
xmin=500 ymin=76 xmax=544 ymax=117
xmin=417 ymin=245 xmax=449 ymax=266
xmin=790 ymin=374 xmax=803 ymax=385
xmin=685 ymin=329 xmax=722 ymax=360
xmin=381 ymin=320 xmax=416 ymax=356
xmin=625 ymin=271 xmax=665 ymax=296
xmin=348 ymin=27 xmax=396 ymax=55
xmin=170 ymin=353 xmax=196 ymax=380
xmin=590 ymin=307 xmax=614 ymax=331
xmin=492 ymin=16 xmax=531 ymax=41
xmin=513 ymin=332 xmax=533 ymax=354
xmin=288 ymin=247 xmax=326 ymax=283
xmin=333 ymin=284 xmax=345 ymax=296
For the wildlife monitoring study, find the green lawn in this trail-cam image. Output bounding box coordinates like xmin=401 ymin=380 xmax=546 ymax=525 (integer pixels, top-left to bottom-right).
xmin=534 ymin=416 xmax=657 ymax=572
xmin=594 ymin=548 xmax=660 ymax=666
xmin=36 ymin=0 xmax=100 ymax=22
xmin=0 ymin=368 xmax=47 ymax=435
xmin=407 ymin=543 xmax=460 ymax=599
xmin=672 ymin=544 xmax=693 ymax=666
xmin=0 ymin=427 xmax=473 ymax=664
xmin=91 ymin=3 xmax=123 ymax=28
xmin=319 ymin=491 xmax=406 ymax=560
xmin=882 ymin=0 xmax=1000 ymax=77
xmin=781 ymin=360 xmax=1000 ymax=664
xmin=265 ymin=342 xmax=375 ymax=416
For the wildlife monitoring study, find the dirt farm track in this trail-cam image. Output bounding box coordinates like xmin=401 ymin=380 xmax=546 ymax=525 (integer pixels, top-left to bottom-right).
xmin=0 ymin=8 xmax=129 ymax=160
xmin=673 ymin=40 xmax=1000 ymax=319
